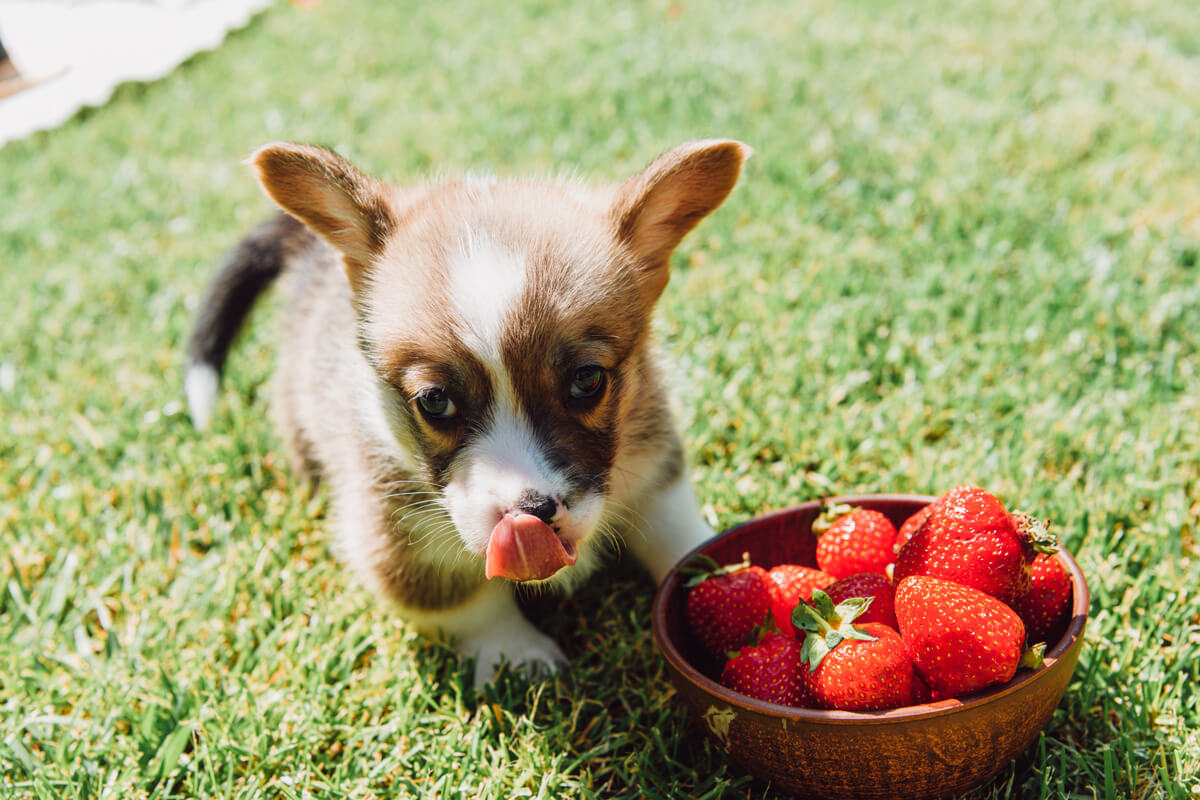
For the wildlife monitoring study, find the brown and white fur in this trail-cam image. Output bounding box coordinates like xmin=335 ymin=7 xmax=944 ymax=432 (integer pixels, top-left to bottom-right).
xmin=185 ymin=140 xmax=751 ymax=686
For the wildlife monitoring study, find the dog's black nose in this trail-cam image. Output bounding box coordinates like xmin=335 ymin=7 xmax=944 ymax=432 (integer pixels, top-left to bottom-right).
xmin=515 ymin=491 xmax=558 ymax=524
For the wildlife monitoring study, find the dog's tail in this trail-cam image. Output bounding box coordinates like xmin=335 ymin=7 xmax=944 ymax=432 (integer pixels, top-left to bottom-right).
xmin=184 ymin=213 xmax=309 ymax=430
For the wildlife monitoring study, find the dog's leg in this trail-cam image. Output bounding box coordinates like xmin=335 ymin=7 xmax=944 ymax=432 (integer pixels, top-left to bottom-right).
xmin=627 ymin=476 xmax=715 ymax=583
xmin=421 ymin=579 xmax=568 ymax=688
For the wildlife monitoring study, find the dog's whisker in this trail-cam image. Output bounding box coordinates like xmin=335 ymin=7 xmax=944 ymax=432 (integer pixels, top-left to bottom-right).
xmin=603 ymin=500 xmax=651 ymax=542
xmin=383 ymin=491 xmax=442 ymax=503
xmin=395 ymin=500 xmax=450 ymax=524
xmin=409 ymin=520 xmax=462 ymax=553
xmin=409 ymin=527 xmax=457 ymax=552
xmin=406 ymin=515 xmax=458 ymax=547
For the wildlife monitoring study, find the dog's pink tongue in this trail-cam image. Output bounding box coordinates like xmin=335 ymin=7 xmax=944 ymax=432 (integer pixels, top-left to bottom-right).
xmin=485 ymin=514 xmax=575 ymax=581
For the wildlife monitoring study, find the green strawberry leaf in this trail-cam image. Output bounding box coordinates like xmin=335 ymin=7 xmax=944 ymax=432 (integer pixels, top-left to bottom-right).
xmin=684 ymin=553 xmax=721 ymax=573
xmin=800 ymin=632 xmax=831 ymax=672
xmin=812 ymin=502 xmax=856 ymax=536
xmin=832 ymin=595 xmax=874 ymax=625
xmin=792 ymin=599 xmax=829 ymax=634
xmin=795 ymin=590 xmax=878 ymax=670
xmin=812 ymin=589 xmax=836 ymax=619
xmin=1019 ymin=642 xmax=1047 ymax=670
xmin=683 ymin=552 xmax=752 ymax=587
xmin=843 ymin=627 xmax=878 ymax=642
xmin=1012 ymin=511 xmax=1058 ymax=555
xmin=748 ymin=616 xmax=773 ymax=646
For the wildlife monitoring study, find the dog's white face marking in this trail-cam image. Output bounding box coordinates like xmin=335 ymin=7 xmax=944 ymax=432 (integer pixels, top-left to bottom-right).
xmin=438 ymin=235 xmax=607 ymax=564
xmin=447 ymin=235 xmax=526 ymax=370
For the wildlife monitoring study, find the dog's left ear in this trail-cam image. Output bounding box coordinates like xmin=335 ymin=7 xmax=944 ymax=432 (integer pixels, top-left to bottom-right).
xmin=611 ymin=139 xmax=752 ymax=304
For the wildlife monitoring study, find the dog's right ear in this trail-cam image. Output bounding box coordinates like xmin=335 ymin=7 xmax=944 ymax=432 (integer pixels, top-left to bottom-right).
xmin=250 ymin=142 xmax=394 ymax=289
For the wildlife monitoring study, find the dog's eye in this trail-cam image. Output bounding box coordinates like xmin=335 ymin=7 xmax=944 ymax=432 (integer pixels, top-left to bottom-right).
xmin=417 ymin=388 xmax=457 ymax=420
xmin=569 ymin=365 xmax=606 ymax=400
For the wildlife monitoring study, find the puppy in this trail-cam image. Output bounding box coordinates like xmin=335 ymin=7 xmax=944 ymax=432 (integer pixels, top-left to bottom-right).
xmin=185 ymin=139 xmax=750 ymax=686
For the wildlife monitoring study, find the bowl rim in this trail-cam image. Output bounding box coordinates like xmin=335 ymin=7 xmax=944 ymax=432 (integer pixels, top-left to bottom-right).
xmin=651 ymin=493 xmax=1091 ymax=726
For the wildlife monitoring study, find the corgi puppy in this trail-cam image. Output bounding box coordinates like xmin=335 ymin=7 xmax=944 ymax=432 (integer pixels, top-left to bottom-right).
xmin=185 ymin=139 xmax=750 ymax=686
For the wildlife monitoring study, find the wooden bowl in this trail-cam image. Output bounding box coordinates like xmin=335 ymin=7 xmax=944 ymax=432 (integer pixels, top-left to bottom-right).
xmin=652 ymin=494 xmax=1089 ymax=800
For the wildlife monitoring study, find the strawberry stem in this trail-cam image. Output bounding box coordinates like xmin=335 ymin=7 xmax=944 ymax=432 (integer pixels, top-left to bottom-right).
xmin=812 ymin=502 xmax=856 ymax=536
xmin=1019 ymin=642 xmax=1046 ymax=670
xmin=1011 ymin=511 xmax=1058 ymax=555
xmin=683 ymin=551 xmax=752 ymax=587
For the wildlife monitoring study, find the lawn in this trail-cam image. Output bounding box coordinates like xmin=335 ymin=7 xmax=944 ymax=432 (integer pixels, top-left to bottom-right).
xmin=2 ymin=0 xmax=1199 ymax=797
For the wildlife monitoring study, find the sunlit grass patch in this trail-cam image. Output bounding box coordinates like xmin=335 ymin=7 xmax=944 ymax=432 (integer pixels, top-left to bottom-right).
xmin=2 ymin=0 xmax=1199 ymax=797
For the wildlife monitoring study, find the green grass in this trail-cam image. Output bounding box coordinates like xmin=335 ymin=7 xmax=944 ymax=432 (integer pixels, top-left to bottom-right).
xmin=2 ymin=0 xmax=1199 ymax=796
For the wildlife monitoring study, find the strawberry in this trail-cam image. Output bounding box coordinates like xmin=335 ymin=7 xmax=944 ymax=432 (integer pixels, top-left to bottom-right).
xmin=1010 ymin=553 xmax=1073 ymax=645
xmin=766 ymin=563 xmax=835 ymax=636
xmin=793 ymin=590 xmax=915 ymax=711
xmin=895 ymin=575 xmax=1041 ymax=700
xmin=911 ymin=671 xmax=934 ymax=705
xmin=684 ymin=553 xmax=772 ymax=657
xmin=720 ymin=632 xmax=816 ymax=707
xmin=824 ymin=572 xmax=898 ymax=630
xmin=812 ymin=504 xmax=896 ymax=579
xmin=894 ymin=503 xmax=932 ymax=555
xmin=892 ymin=485 xmax=1056 ymax=606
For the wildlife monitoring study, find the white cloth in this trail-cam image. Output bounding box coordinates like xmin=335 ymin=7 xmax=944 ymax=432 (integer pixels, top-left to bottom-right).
xmin=0 ymin=0 xmax=274 ymax=147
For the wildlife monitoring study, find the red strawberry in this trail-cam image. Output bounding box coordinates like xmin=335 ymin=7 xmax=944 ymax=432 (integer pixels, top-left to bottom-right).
xmin=766 ymin=564 xmax=835 ymax=636
xmin=895 ymin=575 xmax=1041 ymax=700
xmin=684 ymin=553 xmax=772 ymax=657
xmin=721 ymin=632 xmax=816 ymax=707
xmin=793 ymin=590 xmax=915 ymax=711
xmin=894 ymin=503 xmax=932 ymax=555
xmin=824 ymin=572 xmax=898 ymax=630
xmin=812 ymin=504 xmax=896 ymax=579
xmin=1010 ymin=553 xmax=1073 ymax=645
xmin=911 ymin=671 xmax=934 ymax=705
xmin=892 ymin=486 xmax=1055 ymax=606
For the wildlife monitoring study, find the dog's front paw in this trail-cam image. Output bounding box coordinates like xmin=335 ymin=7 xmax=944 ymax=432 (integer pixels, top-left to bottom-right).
xmin=464 ymin=618 xmax=567 ymax=689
